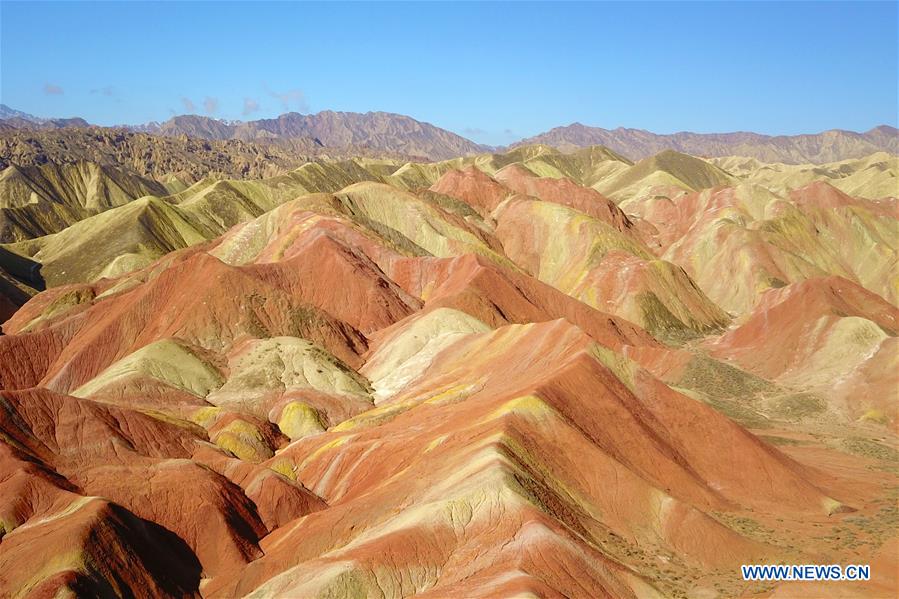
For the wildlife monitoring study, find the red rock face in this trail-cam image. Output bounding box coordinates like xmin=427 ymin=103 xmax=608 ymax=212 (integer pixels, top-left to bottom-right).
xmin=1 ymin=153 xmax=896 ymax=598
xmin=708 ymin=276 xmax=899 ymax=428
xmin=493 ymin=163 xmax=636 ymax=234
xmin=790 ymin=180 xmax=898 ymax=216
xmin=429 ymin=165 xmax=511 ymax=217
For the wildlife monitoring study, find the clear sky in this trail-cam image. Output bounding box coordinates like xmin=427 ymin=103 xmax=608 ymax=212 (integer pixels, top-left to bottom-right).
xmin=1 ymin=1 xmax=896 ymax=145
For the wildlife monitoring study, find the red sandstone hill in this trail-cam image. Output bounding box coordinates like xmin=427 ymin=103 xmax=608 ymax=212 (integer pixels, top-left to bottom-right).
xmin=0 ymin=145 xmax=896 ymax=597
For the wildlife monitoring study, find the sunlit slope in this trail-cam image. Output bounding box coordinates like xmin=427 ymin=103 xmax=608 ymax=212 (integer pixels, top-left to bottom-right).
xmin=1 ymin=147 xmax=895 ymax=598
xmin=2 ymin=147 xmax=894 ymax=358
xmin=525 ymin=144 xmax=634 ymax=185
xmin=3 ymin=161 xmax=528 ymax=288
xmin=492 ymin=197 xmax=729 ymax=338
xmin=493 ymin=162 xmax=635 ymax=232
xmin=0 ymin=160 xmax=389 ymax=286
xmin=426 ymin=164 xmax=730 ymax=338
xmin=708 ymin=276 xmax=899 ymax=428
xmin=4 ymin=147 xmax=891 ymax=295
xmin=382 ymin=143 xmax=632 ymax=191
xmin=0 ymin=147 xmax=892 ymax=254
xmin=594 ymin=149 xmax=737 ymax=202
xmin=625 ymin=181 xmax=898 ymax=313
xmin=210 ymin=319 xmax=847 ymax=598
xmin=0 ymin=160 xmax=171 ymax=242
xmin=5 ymin=196 xmax=212 ymax=285
xmin=712 ymin=151 xmax=899 ymax=200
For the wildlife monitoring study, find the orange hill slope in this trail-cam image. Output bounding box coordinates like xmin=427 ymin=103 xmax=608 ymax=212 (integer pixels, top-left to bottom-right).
xmin=0 ymin=146 xmax=897 ymax=598
xmin=709 ymin=276 xmax=899 ymax=427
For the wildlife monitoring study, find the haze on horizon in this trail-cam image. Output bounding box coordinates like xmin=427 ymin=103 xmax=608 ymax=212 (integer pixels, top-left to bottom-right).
xmin=1 ymin=0 xmax=897 ymax=145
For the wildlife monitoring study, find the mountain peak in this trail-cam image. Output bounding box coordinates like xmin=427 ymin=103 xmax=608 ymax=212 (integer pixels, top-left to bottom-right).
xmin=0 ymin=104 xmax=46 ymax=123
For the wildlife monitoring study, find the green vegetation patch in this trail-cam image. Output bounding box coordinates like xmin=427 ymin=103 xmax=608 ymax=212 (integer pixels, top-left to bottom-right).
xmin=317 ymin=569 xmax=371 ymax=599
xmin=704 ymin=397 xmax=772 ymax=429
xmin=36 ymin=286 xmax=96 ymax=324
xmin=841 ymin=437 xmax=899 ymax=463
xmin=757 ymin=435 xmax=806 ymax=447
xmin=678 ymin=355 xmax=774 ymax=399
xmin=636 ymin=292 xmax=692 ymax=341
xmin=418 ymin=190 xmax=483 ymax=221
xmin=767 ymin=392 xmax=825 ymax=420
xmin=712 ymin=512 xmax=777 ymax=544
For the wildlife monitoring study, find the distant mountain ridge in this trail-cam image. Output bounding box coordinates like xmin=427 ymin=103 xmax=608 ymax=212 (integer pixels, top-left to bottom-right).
xmin=0 ymin=127 xmax=413 ymax=183
xmin=512 ymin=122 xmax=899 ymax=164
xmin=0 ymin=105 xmax=43 ymax=122
xmin=0 ymin=104 xmax=90 ymax=131
xmin=0 ymin=105 xmax=489 ymax=161
xmin=146 ymin=111 xmax=490 ymax=160
xmin=2 ymin=104 xmax=895 ymax=163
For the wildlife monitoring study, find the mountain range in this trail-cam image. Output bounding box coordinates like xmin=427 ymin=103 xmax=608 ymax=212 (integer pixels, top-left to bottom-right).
xmin=0 ymin=136 xmax=896 ymax=597
xmin=0 ymin=126 xmax=410 ymax=183
xmin=0 ymin=105 xmax=487 ymax=161
xmin=0 ymin=103 xmax=90 ymax=130
xmin=2 ymin=104 xmax=896 ymax=163
xmin=514 ymin=122 xmax=899 ymax=164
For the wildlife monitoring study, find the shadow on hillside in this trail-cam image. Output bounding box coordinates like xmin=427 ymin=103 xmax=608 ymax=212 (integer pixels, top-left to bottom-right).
xmin=0 ymin=246 xmax=44 ymax=332
xmin=0 ymin=245 xmax=45 ymax=290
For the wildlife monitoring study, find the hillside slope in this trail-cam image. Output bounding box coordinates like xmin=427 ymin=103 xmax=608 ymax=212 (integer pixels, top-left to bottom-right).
xmin=0 ymin=144 xmax=896 ymax=598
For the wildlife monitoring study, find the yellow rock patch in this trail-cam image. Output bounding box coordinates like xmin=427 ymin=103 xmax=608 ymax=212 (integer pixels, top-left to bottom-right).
xmin=277 ymin=401 xmax=326 ymax=441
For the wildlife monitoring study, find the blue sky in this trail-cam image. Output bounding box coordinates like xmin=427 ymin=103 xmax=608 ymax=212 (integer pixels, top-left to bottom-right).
xmin=1 ymin=1 xmax=896 ymax=145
